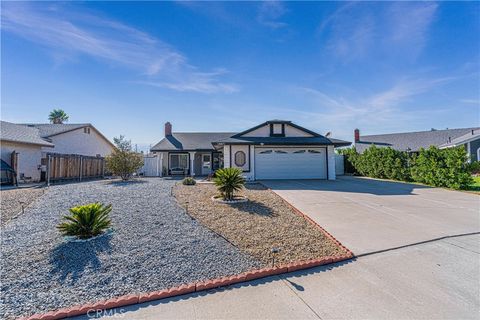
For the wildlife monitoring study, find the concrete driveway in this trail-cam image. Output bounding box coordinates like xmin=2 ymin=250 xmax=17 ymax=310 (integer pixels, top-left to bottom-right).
xmin=262 ymin=176 xmax=480 ymax=255
xmin=76 ymin=177 xmax=480 ymax=319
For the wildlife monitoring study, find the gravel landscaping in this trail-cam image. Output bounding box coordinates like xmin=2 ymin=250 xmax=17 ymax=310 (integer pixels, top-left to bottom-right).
xmin=0 ymin=187 xmax=45 ymax=227
xmin=174 ymin=183 xmax=347 ymax=266
xmin=0 ymin=178 xmax=260 ymax=319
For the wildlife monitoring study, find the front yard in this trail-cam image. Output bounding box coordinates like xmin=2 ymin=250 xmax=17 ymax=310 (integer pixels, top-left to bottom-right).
xmin=0 ymin=178 xmax=348 ymax=319
xmin=174 ymin=183 xmax=346 ymax=265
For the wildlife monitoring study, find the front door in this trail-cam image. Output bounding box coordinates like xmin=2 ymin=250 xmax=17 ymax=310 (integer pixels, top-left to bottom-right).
xmin=201 ymin=154 xmax=211 ymax=175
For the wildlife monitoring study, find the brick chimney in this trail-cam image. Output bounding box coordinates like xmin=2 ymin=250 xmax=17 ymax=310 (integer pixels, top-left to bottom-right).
xmin=354 ymin=128 xmax=360 ymax=143
xmin=164 ymin=122 xmax=172 ymax=136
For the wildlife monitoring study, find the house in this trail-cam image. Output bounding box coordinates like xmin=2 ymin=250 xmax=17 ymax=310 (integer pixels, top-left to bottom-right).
xmin=151 ymin=120 xmax=350 ymax=180
xmin=353 ymin=127 xmax=480 ymax=161
xmin=0 ymin=121 xmax=114 ymax=182
xmin=439 ymin=128 xmax=480 ymax=162
xmin=1 ymin=121 xmax=54 ymax=183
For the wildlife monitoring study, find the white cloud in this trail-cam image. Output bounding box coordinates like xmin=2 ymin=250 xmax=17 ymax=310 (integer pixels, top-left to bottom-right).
xmin=318 ymin=2 xmax=438 ymax=62
xmin=257 ymin=1 xmax=288 ymax=29
xmin=1 ymin=3 xmax=236 ymax=93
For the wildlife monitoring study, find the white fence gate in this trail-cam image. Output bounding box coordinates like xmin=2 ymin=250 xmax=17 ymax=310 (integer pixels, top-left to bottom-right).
xmin=335 ymin=154 xmax=345 ymax=176
xmin=140 ymin=155 xmax=161 ymax=177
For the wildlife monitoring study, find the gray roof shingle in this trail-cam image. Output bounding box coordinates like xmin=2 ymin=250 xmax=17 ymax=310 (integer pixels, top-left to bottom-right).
xmin=21 ymin=123 xmax=90 ymax=138
xmin=151 ymin=132 xmax=236 ymax=151
xmin=439 ymin=128 xmax=480 ymax=148
xmin=0 ymin=121 xmax=54 ymax=146
xmin=355 ymin=127 xmax=479 ymax=153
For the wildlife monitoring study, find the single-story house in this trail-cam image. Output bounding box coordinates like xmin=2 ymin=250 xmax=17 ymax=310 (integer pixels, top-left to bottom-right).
xmin=0 ymin=121 xmax=114 ymax=182
xmin=151 ymin=120 xmax=351 ymax=180
xmin=439 ymin=128 xmax=480 ymax=161
xmin=354 ymin=127 xmax=480 ymax=161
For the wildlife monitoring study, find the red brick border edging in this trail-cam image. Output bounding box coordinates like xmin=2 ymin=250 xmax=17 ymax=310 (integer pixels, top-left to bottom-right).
xmin=25 ymin=186 xmax=354 ymax=320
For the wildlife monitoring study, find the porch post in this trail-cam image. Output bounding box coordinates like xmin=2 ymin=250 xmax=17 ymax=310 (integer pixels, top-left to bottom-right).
xmin=189 ymin=152 xmax=196 ymax=176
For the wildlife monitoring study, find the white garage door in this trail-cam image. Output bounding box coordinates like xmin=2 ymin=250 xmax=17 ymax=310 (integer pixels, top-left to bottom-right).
xmin=255 ymin=147 xmax=327 ymax=180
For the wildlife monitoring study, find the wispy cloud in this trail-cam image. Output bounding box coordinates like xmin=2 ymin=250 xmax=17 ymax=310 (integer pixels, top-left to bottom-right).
xmin=1 ymin=3 xmax=236 ymax=93
xmin=460 ymin=99 xmax=480 ymax=105
xmin=318 ymin=2 xmax=438 ymax=62
xmin=294 ymin=75 xmax=458 ymax=134
xmin=257 ymin=1 xmax=288 ymax=29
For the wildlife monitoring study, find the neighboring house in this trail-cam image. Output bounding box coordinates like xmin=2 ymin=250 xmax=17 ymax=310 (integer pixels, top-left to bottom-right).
xmin=439 ymin=128 xmax=480 ymax=162
xmin=354 ymin=127 xmax=480 ymax=161
xmin=0 ymin=121 xmax=114 ymax=182
xmin=151 ymin=120 xmax=350 ymax=180
xmin=0 ymin=121 xmax=54 ymax=182
xmin=23 ymin=123 xmax=115 ymax=157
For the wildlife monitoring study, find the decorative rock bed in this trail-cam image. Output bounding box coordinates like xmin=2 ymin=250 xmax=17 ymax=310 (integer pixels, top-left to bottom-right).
xmin=0 ymin=179 xmax=261 ymax=319
xmin=211 ymin=195 xmax=248 ymax=204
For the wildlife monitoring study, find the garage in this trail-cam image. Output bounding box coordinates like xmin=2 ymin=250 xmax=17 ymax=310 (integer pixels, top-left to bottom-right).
xmin=254 ymin=147 xmax=327 ymax=180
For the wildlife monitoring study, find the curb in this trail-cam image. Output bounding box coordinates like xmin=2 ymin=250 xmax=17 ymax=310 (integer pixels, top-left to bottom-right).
xmin=25 ymin=185 xmax=354 ymax=320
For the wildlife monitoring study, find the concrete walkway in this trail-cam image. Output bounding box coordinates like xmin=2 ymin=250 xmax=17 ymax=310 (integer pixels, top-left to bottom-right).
xmin=76 ymin=234 xmax=479 ymax=320
xmin=263 ymin=177 xmax=480 ymax=255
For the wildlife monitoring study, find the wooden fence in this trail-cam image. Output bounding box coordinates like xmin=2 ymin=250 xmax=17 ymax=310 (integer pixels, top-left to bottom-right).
xmin=45 ymin=153 xmax=105 ymax=184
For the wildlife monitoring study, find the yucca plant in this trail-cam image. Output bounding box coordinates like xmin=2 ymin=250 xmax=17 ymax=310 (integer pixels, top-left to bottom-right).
xmin=57 ymin=203 xmax=112 ymax=239
xmin=213 ymin=168 xmax=245 ymax=201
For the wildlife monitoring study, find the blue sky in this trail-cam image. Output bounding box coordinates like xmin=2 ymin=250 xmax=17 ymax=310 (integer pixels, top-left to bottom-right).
xmin=1 ymin=1 xmax=479 ymax=149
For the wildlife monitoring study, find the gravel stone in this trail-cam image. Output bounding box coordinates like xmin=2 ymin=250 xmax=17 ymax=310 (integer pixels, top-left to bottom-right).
xmin=1 ymin=187 xmax=45 ymax=227
xmin=174 ymin=183 xmax=347 ymax=265
xmin=0 ymin=178 xmax=260 ymax=319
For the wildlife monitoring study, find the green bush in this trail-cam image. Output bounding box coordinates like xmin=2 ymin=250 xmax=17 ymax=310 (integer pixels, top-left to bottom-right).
xmin=353 ymin=145 xmax=411 ymax=181
xmin=57 ymin=203 xmax=112 ymax=239
xmin=182 ymin=177 xmax=196 ymax=185
xmin=467 ymin=161 xmax=480 ymax=175
xmin=410 ymin=146 xmax=472 ymax=189
xmin=213 ymin=168 xmax=245 ymax=201
xmin=105 ymin=135 xmax=144 ymax=180
xmin=337 ymin=147 xmax=359 ymax=174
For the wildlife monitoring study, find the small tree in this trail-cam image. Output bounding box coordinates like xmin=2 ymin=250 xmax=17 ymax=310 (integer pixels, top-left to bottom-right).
xmin=48 ymin=109 xmax=69 ymax=124
xmin=105 ymin=135 xmax=144 ymax=180
xmin=213 ymin=168 xmax=245 ymax=201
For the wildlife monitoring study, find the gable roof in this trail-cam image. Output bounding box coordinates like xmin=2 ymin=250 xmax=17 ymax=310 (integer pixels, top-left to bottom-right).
xmin=439 ymin=128 xmax=480 ymax=148
xmin=0 ymin=121 xmax=54 ymax=147
xmin=21 ymin=123 xmax=91 ymax=138
xmin=151 ymin=132 xmax=236 ymax=151
xmin=232 ymin=120 xmax=320 ymax=138
xmin=23 ymin=123 xmax=115 ymax=148
xmin=355 ymin=127 xmax=479 ymax=153
xmin=213 ymin=136 xmax=350 ymax=147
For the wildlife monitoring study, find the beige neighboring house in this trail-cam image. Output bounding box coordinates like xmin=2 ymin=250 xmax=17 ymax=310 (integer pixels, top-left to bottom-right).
xmin=0 ymin=121 xmax=114 ymax=183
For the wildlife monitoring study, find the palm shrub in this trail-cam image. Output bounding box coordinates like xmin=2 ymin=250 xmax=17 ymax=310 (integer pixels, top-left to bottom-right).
xmin=57 ymin=203 xmax=112 ymax=239
xmin=213 ymin=168 xmax=245 ymax=201
xmin=48 ymin=108 xmax=69 ymax=124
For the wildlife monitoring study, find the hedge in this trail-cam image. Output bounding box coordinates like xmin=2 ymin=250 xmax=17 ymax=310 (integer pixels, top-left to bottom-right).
xmin=340 ymin=145 xmax=474 ymax=190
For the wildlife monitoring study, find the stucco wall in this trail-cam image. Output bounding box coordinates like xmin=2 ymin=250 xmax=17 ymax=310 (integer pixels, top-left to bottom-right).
xmin=327 ymin=145 xmax=336 ymax=180
xmin=43 ymin=127 xmax=114 ymax=157
xmin=1 ymin=141 xmax=43 ymax=182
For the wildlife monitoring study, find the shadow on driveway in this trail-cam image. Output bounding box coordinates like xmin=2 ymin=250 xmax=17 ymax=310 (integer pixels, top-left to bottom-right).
xmin=262 ymin=176 xmax=432 ymax=196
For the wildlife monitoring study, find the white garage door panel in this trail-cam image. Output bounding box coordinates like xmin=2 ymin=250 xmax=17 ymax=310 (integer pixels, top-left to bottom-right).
xmin=255 ymin=147 xmax=327 ymax=179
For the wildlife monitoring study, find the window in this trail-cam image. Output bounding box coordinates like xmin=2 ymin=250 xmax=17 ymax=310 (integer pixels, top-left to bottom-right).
xmin=308 ymin=149 xmax=321 ymax=153
xmin=273 ymin=123 xmax=282 ymax=134
xmin=170 ymin=154 xmax=188 ymax=169
xmin=83 ymin=127 xmax=91 ymax=134
xmin=293 ymin=150 xmax=306 ymax=153
xmin=274 ymin=150 xmax=287 ymax=154
xmin=259 ymin=150 xmax=272 ymax=154
xmin=234 ymin=151 xmax=246 ymax=167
